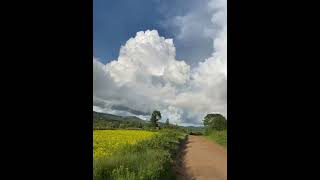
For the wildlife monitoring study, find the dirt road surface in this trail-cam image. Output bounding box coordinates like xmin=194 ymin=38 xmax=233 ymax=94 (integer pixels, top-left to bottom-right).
xmin=175 ymin=135 xmax=227 ymax=180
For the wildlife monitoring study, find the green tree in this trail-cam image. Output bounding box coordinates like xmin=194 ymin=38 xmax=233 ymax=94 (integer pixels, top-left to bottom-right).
xmin=150 ymin=110 xmax=161 ymax=128
xmin=203 ymin=113 xmax=227 ymax=133
xmin=165 ymin=118 xmax=169 ymax=126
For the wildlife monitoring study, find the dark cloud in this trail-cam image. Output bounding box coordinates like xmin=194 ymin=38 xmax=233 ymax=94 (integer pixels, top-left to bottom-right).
xmin=111 ymin=105 xmax=149 ymax=116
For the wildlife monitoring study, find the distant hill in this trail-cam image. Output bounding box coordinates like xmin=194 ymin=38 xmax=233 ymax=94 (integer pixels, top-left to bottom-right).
xmin=93 ymin=111 xmax=147 ymax=129
xmin=184 ymin=126 xmax=205 ymax=134
xmin=93 ymin=111 xmax=145 ymax=122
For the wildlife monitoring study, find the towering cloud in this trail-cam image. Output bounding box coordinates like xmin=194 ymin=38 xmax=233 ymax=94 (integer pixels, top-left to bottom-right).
xmin=93 ymin=0 xmax=227 ymax=126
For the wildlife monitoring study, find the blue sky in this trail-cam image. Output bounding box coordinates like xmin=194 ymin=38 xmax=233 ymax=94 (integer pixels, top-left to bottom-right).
xmin=93 ymin=0 xmax=213 ymax=65
xmin=94 ymin=0 xmax=165 ymax=64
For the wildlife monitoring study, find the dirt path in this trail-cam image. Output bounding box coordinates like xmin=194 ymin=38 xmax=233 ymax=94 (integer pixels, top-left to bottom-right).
xmin=175 ymin=135 xmax=227 ymax=180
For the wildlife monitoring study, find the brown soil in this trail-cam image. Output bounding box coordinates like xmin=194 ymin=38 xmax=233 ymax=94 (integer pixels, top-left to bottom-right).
xmin=174 ymin=135 xmax=227 ymax=180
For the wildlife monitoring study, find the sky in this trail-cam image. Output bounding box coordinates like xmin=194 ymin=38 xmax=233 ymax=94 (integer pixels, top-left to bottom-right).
xmin=93 ymin=0 xmax=214 ymax=65
xmin=93 ymin=0 xmax=227 ymax=126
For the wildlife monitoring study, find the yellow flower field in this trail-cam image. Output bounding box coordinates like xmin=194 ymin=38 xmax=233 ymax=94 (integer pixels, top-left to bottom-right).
xmin=93 ymin=130 xmax=158 ymax=160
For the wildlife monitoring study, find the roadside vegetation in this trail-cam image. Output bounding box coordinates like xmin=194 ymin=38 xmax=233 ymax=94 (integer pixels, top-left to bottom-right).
xmin=93 ymin=129 xmax=186 ymax=180
xmin=206 ymin=130 xmax=227 ymax=147
xmin=203 ymin=113 xmax=227 ymax=148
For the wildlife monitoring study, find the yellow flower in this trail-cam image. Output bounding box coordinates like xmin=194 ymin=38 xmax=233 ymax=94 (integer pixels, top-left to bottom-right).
xmin=93 ymin=130 xmax=157 ymax=160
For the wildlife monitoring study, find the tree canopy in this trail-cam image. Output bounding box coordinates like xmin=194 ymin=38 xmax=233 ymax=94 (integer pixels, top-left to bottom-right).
xmin=150 ymin=110 xmax=161 ymax=128
xmin=203 ymin=113 xmax=227 ymax=131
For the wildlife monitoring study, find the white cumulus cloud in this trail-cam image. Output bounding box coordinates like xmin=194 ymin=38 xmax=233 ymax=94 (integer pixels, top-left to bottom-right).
xmin=93 ymin=0 xmax=227 ymax=126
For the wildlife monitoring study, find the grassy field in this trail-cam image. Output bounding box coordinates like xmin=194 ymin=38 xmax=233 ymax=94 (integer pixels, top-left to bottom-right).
xmin=93 ymin=130 xmax=158 ymax=160
xmin=93 ymin=129 xmax=186 ymax=180
xmin=206 ymin=130 xmax=227 ymax=148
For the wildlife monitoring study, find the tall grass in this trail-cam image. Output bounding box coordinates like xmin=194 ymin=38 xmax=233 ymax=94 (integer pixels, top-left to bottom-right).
xmin=206 ymin=130 xmax=227 ymax=148
xmin=93 ymin=130 xmax=186 ymax=180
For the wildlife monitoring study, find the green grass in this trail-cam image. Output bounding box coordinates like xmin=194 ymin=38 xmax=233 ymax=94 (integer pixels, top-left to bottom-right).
xmin=94 ymin=149 xmax=172 ymax=180
xmin=93 ymin=130 xmax=186 ymax=180
xmin=206 ymin=130 xmax=227 ymax=148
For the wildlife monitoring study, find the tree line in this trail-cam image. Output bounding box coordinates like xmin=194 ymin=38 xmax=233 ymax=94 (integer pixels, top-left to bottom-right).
xmin=93 ymin=110 xmax=227 ymax=133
